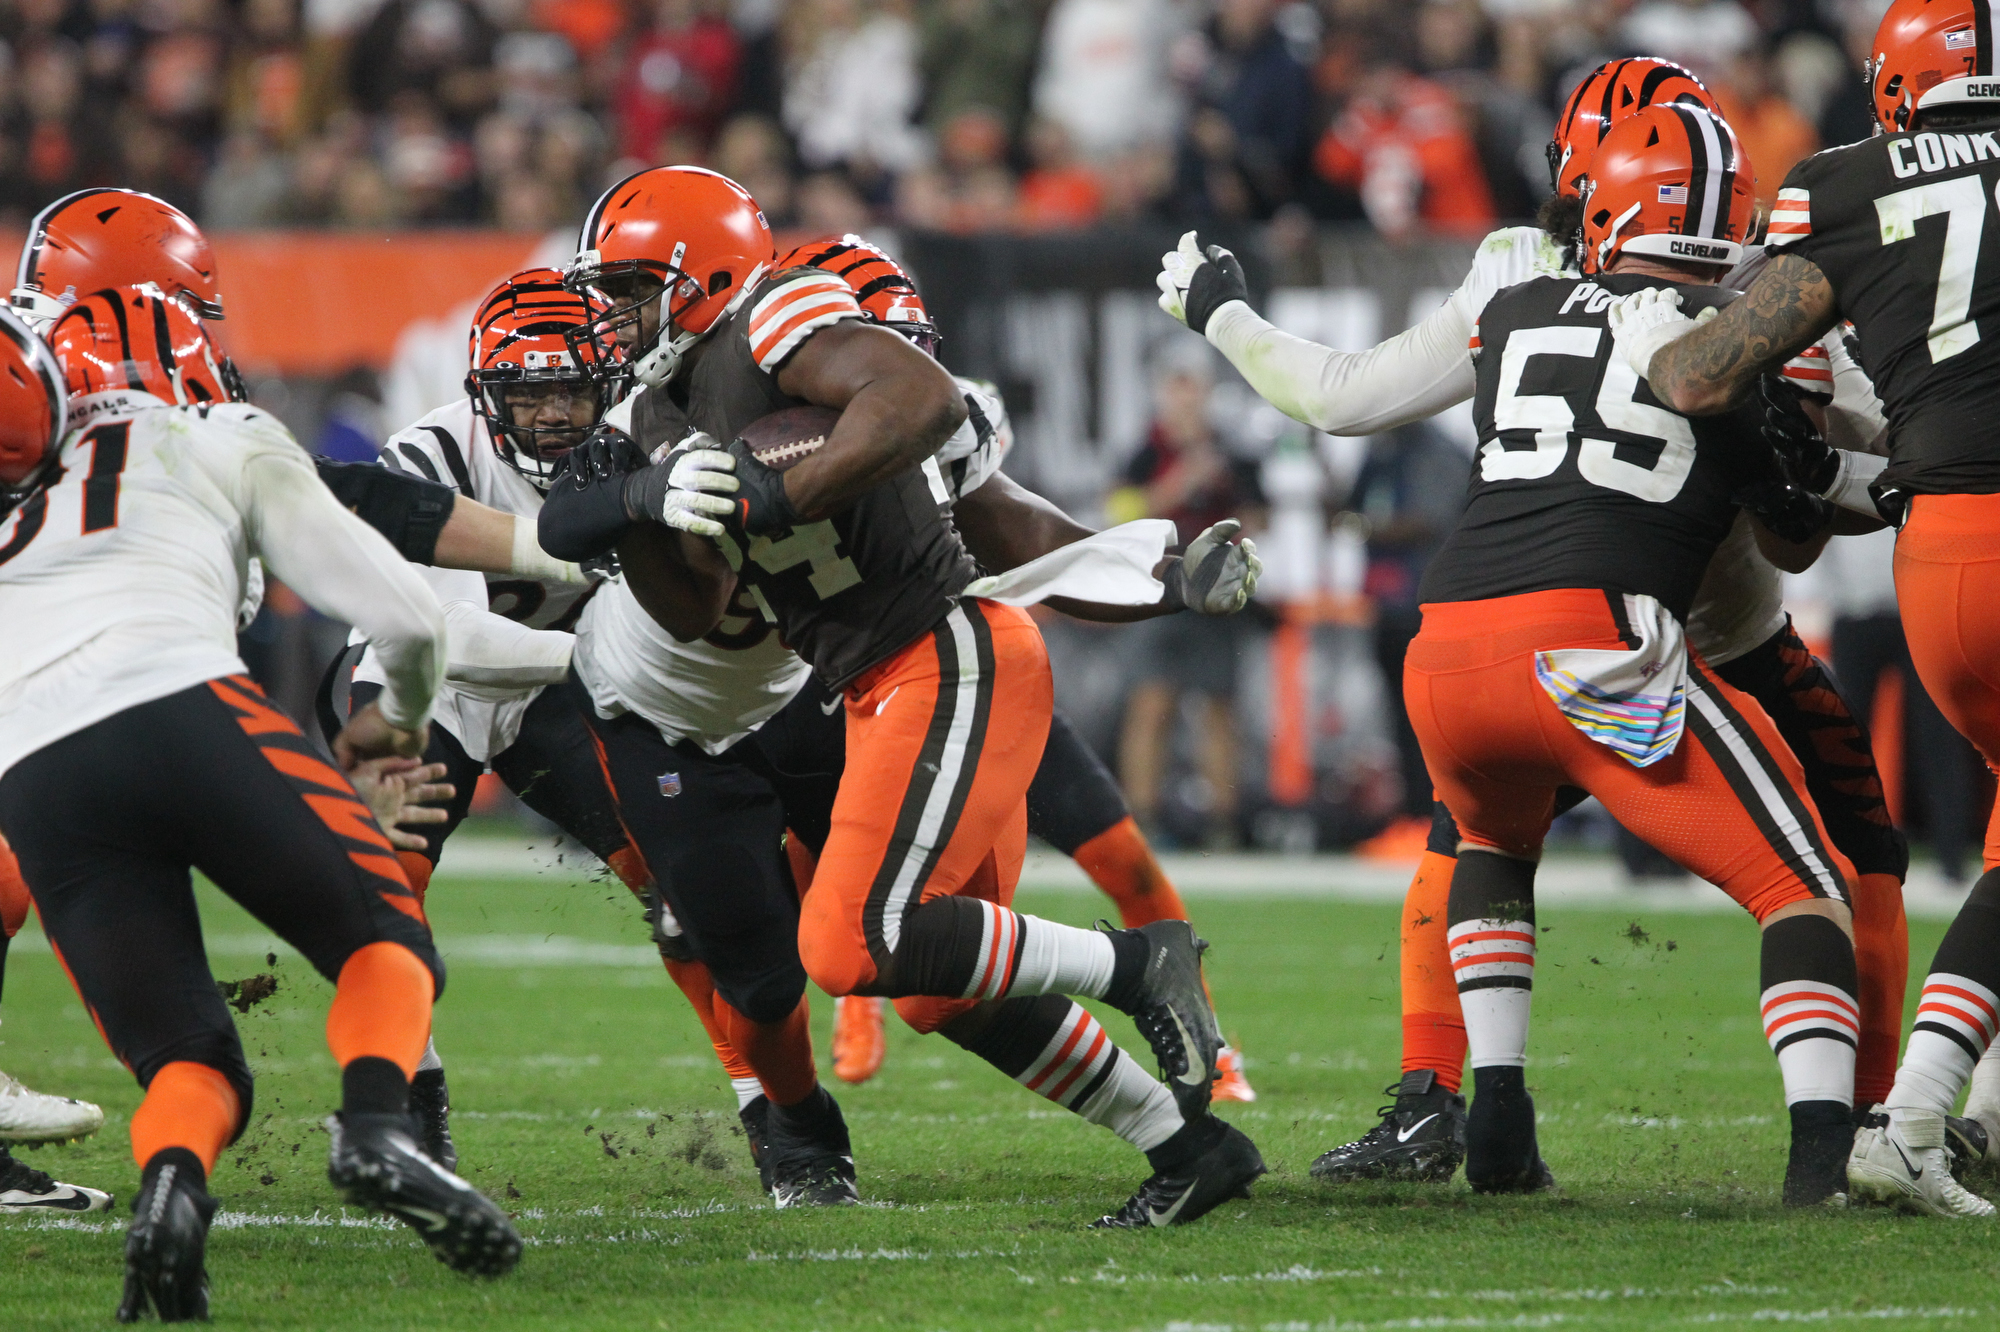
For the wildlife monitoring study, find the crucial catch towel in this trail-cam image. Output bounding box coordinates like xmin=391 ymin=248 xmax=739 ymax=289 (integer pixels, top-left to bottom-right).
xmin=1534 ymin=594 xmax=1688 ymax=767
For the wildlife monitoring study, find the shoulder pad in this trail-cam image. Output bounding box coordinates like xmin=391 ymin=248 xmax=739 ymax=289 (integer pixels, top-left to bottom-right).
xmin=743 ymin=271 xmax=864 ymax=374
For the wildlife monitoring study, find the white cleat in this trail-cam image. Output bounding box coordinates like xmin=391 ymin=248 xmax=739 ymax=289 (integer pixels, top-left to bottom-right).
xmin=0 ymin=1069 xmax=103 ymax=1143
xmin=0 ymin=1150 xmax=113 ymax=1213
xmin=1849 ymin=1107 xmax=1996 ymax=1218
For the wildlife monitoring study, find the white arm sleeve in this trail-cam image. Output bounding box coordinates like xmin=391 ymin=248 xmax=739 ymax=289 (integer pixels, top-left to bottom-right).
xmin=1203 ymin=296 xmax=1478 ymax=436
xmin=443 ymin=600 xmax=575 ymax=688
xmin=1823 ymin=334 xmax=1889 ymax=457
xmin=240 ymin=447 xmax=445 ymax=729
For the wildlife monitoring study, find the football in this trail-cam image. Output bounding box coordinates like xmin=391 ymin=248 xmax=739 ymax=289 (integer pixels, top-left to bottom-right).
xmin=737 ymin=404 xmax=840 ymax=472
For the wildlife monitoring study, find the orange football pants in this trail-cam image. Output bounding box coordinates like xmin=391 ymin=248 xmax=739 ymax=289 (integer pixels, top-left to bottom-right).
xmin=798 ymin=599 xmax=1051 ymax=1000
xmin=1405 ymin=590 xmax=1855 ymax=915
xmin=1895 ymin=493 xmax=2000 ymax=870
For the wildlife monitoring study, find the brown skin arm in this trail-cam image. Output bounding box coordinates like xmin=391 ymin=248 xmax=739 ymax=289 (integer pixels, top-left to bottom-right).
xmin=952 ymin=472 xmax=1183 ymax=624
xmin=618 ymin=523 xmax=738 ymax=641
xmin=1750 ymin=503 xmax=1885 ymax=574
xmin=773 ymin=321 xmax=968 ymax=520
xmin=1648 ymin=253 xmax=1841 ymax=416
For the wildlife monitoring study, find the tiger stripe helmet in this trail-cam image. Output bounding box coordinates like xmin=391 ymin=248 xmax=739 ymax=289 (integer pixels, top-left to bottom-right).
xmin=11 ymin=189 xmax=224 ymax=330
xmin=775 ymin=235 xmax=940 ymax=355
xmin=1580 ymin=104 xmax=1756 ymax=275
xmin=468 ymin=267 xmax=628 ymax=490
xmin=46 ymin=285 xmax=246 ymax=424
xmin=566 ymin=166 xmax=774 ymax=388
xmin=1870 ymin=0 xmax=2000 ymax=133
xmin=0 ymin=306 xmax=67 ymax=487
xmin=1548 ymin=58 xmax=1719 ymax=199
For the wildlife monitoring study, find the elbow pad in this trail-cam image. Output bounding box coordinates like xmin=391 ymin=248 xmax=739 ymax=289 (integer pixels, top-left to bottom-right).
xmin=315 ymin=458 xmax=454 ymax=564
xmin=539 ymin=464 xmax=637 ymax=561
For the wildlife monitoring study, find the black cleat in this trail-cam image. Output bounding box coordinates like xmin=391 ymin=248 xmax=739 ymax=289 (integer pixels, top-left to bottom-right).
xmin=1311 ymin=1069 xmax=1467 ymax=1183
xmin=739 ymin=1094 xmax=773 ymax=1193
xmin=1464 ymin=1066 xmax=1552 ymax=1194
xmin=326 ymin=1112 xmax=521 ymax=1276
xmin=1121 ymin=920 xmax=1224 ymax=1119
xmin=1784 ymin=1101 xmax=1856 ymax=1207
xmin=764 ymin=1087 xmax=859 ymax=1208
xmin=116 ymin=1152 xmax=215 ymax=1323
xmin=0 ymin=1146 xmax=113 ymax=1213
xmin=410 ymin=1067 xmax=459 ymax=1174
xmin=1092 ymin=1119 xmax=1265 ymax=1228
xmin=1947 ymin=1114 xmax=1992 ymax=1178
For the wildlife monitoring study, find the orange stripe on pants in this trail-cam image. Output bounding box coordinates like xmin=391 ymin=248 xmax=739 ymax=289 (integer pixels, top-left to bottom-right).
xmin=1406 ymin=590 xmax=1855 ymax=920
xmin=0 ymin=832 xmax=28 ymax=938
xmin=799 ymin=601 xmax=1050 ymax=998
xmin=1894 ymin=493 xmax=2000 ymax=871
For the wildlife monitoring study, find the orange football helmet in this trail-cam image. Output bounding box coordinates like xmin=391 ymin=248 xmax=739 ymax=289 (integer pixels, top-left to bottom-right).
xmin=775 ymin=235 xmax=940 ymax=355
xmin=1869 ymin=0 xmax=2000 ymax=133
xmin=566 ymin=166 xmax=774 ymax=388
xmin=0 ymin=306 xmax=67 ymax=488
xmin=1548 ymin=58 xmax=1719 ymax=199
xmin=467 ymin=267 xmax=628 ymax=490
xmin=47 ymin=285 xmax=247 ymax=419
xmin=1580 ymin=104 xmax=1756 ymax=275
xmin=11 ymin=189 xmax=224 ymax=329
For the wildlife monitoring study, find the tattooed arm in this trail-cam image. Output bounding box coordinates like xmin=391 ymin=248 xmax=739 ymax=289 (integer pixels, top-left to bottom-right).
xmin=1644 ymin=253 xmax=1841 ymax=416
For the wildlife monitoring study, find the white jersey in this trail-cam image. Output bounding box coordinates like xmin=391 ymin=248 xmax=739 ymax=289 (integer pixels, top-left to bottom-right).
xmin=575 ymin=375 xmax=1014 ymax=752
xmin=1204 ymin=225 xmax=1892 ymax=667
xmin=0 ymin=400 xmax=442 ymax=777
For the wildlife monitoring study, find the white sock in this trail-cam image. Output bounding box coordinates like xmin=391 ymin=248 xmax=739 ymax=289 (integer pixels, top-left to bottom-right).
xmin=1450 ymin=917 xmax=1535 ymax=1068
xmin=994 ymin=909 xmax=1116 ymax=1001
xmin=1761 ymin=980 xmax=1858 ymax=1106
xmin=1963 ymin=1039 xmax=2000 ymax=1126
xmin=1887 ymin=973 xmax=1999 ymax=1116
xmin=730 ymin=1076 xmax=764 ymax=1111
xmin=416 ymin=1038 xmax=443 ymax=1074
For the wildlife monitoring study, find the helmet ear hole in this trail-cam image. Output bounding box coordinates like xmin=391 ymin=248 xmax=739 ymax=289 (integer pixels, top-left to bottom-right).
xmin=709 ymin=271 xmax=732 ymax=297
xmin=1646 ymin=127 xmax=1660 ymax=147
xmin=1591 ymin=209 xmax=1611 ymax=229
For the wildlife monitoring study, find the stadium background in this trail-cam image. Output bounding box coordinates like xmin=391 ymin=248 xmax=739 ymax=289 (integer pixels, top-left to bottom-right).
xmin=1 ymin=0 xmax=1985 ymax=867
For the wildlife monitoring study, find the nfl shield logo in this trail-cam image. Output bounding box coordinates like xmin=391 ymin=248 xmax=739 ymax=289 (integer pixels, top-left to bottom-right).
xmin=658 ymin=772 xmax=682 ymax=798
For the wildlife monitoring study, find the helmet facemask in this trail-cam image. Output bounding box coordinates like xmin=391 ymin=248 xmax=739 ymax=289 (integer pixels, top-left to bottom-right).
xmin=470 ymin=351 xmax=619 ymax=491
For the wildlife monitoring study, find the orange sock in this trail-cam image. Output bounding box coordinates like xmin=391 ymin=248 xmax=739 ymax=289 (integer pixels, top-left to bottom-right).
xmin=1851 ymin=870 xmax=1909 ymax=1108
xmin=784 ymin=830 xmax=817 ymax=899
xmin=131 ymin=1061 xmax=242 ymax=1172
xmin=1400 ymin=851 xmax=1466 ymax=1093
xmin=1072 ymin=816 xmax=1189 ymax=927
xmin=608 ymin=845 xmax=650 ymax=899
xmin=664 ymin=957 xmax=760 ymax=1082
xmin=713 ymin=992 xmax=818 ymax=1106
xmin=326 ymin=942 xmax=435 ymax=1076
xmin=0 ymin=832 xmax=28 ymax=939
xmin=395 ymin=852 xmax=434 ymax=908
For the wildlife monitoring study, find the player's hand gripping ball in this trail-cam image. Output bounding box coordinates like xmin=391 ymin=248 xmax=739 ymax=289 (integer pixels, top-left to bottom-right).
xmin=622 ymin=431 xmax=741 ymax=539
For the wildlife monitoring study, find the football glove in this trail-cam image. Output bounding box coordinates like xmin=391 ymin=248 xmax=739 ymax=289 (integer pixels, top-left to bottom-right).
xmin=1156 ymin=232 xmax=1250 ymax=336
xmin=620 ymin=433 xmax=741 ymax=538
xmin=565 ymin=424 xmax=648 ymax=487
xmin=1606 ymin=286 xmax=1715 ymax=381
xmin=1162 ymin=519 xmax=1262 ymax=615
xmin=720 ymin=436 xmax=803 ymax=538
xmin=1760 ymin=374 xmax=1840 ymax=495
xmin=1735 ymin=476 xmax=1837 ymax=545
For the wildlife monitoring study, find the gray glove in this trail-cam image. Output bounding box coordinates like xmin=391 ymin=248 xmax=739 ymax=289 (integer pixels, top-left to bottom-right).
xmin=1162 ymin=519 xmax=1261 ymax=614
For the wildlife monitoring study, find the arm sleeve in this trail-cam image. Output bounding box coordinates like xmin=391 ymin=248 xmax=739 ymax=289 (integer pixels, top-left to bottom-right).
xmin=1823 ymin=332 xmax=1889 ymax=456
xmin=314 ymin=457 xmax=456 ymax=564
xmin=1202 ymin=290 xmax=1479 ymax=436
xmin=442 ymin=601 xmax=574 ymax=688
xmin=242 ymin=448 xmax=445 ymax=729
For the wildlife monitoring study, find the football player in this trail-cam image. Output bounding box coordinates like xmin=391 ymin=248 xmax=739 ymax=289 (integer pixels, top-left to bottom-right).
xmin=1631 ymin=0 xmax=2000 ymax=1217
xmin=0 ymin=292 xmax=519 ymax=1319
xmin=1161 ymin=58 xmax=1913 ymax=1189
xmin=1396 ymin=105 xmax=1867 ymax=1204
xmin=542 ymin=166 xmax=1267 ymax=1225
xmin=769 ymin=235 xmax=1255 ymax=1102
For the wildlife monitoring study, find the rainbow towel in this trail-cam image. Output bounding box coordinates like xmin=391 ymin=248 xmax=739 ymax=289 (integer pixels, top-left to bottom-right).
xmin=1534 ymin=594 xmax=1688 ymax=767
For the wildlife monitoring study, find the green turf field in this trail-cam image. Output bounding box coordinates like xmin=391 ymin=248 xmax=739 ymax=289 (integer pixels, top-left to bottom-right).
xmin=1 ymin=853 xmax=1992 ymax=1330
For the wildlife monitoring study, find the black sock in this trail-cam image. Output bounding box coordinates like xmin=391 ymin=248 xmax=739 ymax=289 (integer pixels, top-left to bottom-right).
xmin=768 ymin=1084 xmax=850 ymax=1152
xmin=1102 ymin=930 xmax=1150 ymax=1014
xmin=341 ymin=1056 xmax=410 ymax=1117
xmin=0 ymin=931 xmax=10 ymax=1006
xmin=1790 ymin=1100 xmax=1852 ymax=1133
xmin=1143 ymin=1112 xmax=1228 ymax=1174
xmin=139 ymin=1146 xmax=208 ymax=1196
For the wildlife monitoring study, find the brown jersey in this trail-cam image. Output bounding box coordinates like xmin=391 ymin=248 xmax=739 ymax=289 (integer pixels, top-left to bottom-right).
xmin=629 ymin=268 xmax=979 ymax=689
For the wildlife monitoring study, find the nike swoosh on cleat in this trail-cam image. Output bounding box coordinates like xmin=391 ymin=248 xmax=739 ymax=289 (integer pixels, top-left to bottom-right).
xmin=393 ymin=1205 xmax=453 ymax=1234
xmin=1148 ymin=1184 xmax=1196 ymax=1227
xmin=1395 ymin=1114 xmax=1440 ymax=1143
xmin=1891 ymin=1140 xmax=1923 ymax=1182
xmin=1167 ymin=1010 xmax=1207 ymax=1086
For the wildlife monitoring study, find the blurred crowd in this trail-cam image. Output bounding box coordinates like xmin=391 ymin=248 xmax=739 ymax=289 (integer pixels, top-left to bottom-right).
xmin=0 ymin=0 xmax=1899 ymax=236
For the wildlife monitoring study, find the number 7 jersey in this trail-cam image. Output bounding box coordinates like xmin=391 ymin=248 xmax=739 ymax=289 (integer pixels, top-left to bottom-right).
xmin=1420 ymin=273 xmax=1768 ymax=621
xmin=1770 ymin=126 xmax=2000 ymax=495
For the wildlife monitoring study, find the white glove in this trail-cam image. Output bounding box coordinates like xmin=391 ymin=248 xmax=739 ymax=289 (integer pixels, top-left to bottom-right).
xmin=1156 ymin=231 xmax=1204 ymax=326
xmin=1170 ymin=519 xmax=1262 ymax=615
xmin=625 ymin=433 xmax=739 ymax=538
xmin=666 ymin=432 xmax=738 ymax=496
xmin=1606 ymin=286 xmax=1715 ymax=382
